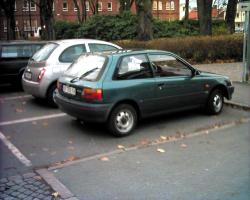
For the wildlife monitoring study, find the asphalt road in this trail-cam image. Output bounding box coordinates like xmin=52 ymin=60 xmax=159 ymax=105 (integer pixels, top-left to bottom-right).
xmin=0 ymin=86 xmax=250 ymax=199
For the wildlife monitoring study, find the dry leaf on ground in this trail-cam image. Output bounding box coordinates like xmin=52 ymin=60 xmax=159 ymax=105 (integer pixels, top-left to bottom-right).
xmin=157 ymin=148 xmax=165 ymax=153
xmin=99 ymin=156 xmax=109 ymax=161
xmin=52 ymin=192 xmax=60 ymax=198
xmin=15 ymin=108 xmax=23 ymax=113
xmin=117 ymin=145 xmax=125 ymax=149
xmin=180 ymin=143 xmax=187 ymax=148
xmin=160 ymin=136 xmax=167 ymax=140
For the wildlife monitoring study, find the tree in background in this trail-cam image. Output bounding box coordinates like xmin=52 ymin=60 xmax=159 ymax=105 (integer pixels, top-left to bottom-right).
xmin=0 ymin=0 xmax=16 ymax=40
xmin=225 ymin=0 xmax=237 ymax=33
xmin=119 ymin=0 xmax=134 ymax=13
xmin=184 ymin=0 xmax=189 ymax=21
xmin=73 ymin=0 xmax=87 ymax=23
xmin=135 ymin=0 xmax=153 ymax=40
xmin=197 ymin=0 xmax=213 ymax=35
xmin=39 ymin=0 xmax=55 ymax=40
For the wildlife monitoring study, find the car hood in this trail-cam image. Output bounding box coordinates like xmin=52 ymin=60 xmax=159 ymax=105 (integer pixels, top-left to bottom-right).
xmin=199 ymin=71 xmax=228 ymax=79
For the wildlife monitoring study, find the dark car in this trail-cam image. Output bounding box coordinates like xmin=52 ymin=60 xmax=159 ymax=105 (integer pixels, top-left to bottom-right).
xmin=0 ymin=41 xmax=46 ymax=87
xmin=55 ymin=50 xmax=234 ymax=137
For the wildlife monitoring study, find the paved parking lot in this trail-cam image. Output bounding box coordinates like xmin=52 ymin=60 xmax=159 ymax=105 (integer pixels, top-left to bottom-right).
xmin=0 ymin=84 xmax=250 ymax=199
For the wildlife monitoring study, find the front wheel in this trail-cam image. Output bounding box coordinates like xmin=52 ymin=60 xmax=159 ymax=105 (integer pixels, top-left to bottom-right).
xmin=108 ymin=104 xmax=137 ymax=137
xmin=206 ymin=89 xmax=224 ymax=115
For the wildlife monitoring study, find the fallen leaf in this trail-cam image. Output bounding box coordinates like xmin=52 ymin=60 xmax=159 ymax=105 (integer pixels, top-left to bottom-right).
xmin=157 ymin=148 xmax=165 ymax=153
xmin=42 ymin=122 xmax=48 ymax=127
xmin=117 ymin=145 xmax=125 ymax=149
xmin=68 ymin=140 xmax=73 ymax=144
xmin=6 ymin=135 xmax=11 ymax=140
xmin=205 ymin=130 xmax=209 ymax=134
xmin=52 ymin=192 xmax=59 ymax=198
xmin=160 ymin=136 xmax=167 ymax=140
xmin=42 ymin=148 xmax=49 ymax=152
xmin=180 ymin=143 xmax=187 ymax=148
xmin=29 ymin=153 xmax=36 ymax=157
xmin=67 ymin=156 xmax=79 ymax=161
xmin=32 ymin=121 xmax=37 ymax=125
xmin=50 ymin=151 xmax=57 ymax=156
xmin=34 ymin=176 xmax=42 ymax=180
xmin=100 ymin=156 xmax=109 ymax=161
xmin=15 ymin=108 xmax=23 ymax=113
xmin=22 ymin=101 xmax=26 ymax=105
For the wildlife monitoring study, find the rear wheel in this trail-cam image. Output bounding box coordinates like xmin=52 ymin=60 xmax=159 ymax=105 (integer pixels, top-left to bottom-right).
xmin=108 ymin=104 xmax=137 ymax=137
xmin=206 ymin=89 xmax=224 ymax=115
xmin=47 ymin=83 xmax=58 ymax=107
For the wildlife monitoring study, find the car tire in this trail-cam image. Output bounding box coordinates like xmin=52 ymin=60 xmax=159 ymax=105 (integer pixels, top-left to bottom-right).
xmin=108 ymin=104 xmax=137 ymax=137
xmin=47 ymin=83 xmax=58 ymax=107
xmin=206 ymin=89 xmax=224 ymax=115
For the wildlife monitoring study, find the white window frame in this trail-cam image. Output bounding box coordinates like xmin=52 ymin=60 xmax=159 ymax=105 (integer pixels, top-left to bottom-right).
xmin=86 ymin=1 xmax=90 ymax=11
xmin=107 ymin=2 xmax=112 ymax=11
xmin=74 ymin=1 xmax=78 ymax=11
xmin=63 ymin=0 xmax=68 ymax=11
xmin=14 ymin=1 xmax=17 ymax=11
xmin=170 ymin=1 xmax=175 ymax=10
xmin=153 ymin=1 xmax=157 ymax=10
xmin=166 ymin=2 xmax=170 ymax=10
xmin=158 ymin=1 xmax=162 ymax=10
xmin=98 ymin=2 xmax=102 ymax=12
xmin=23 ymin=0 xmax=36 ymax=11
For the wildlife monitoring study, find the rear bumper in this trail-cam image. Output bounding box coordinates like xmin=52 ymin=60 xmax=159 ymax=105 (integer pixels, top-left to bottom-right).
xmin=55 ymin=93 xmax=111 ymax=123
xmin=22 ymin=77 xmax=47 ymax=98
xmin=227 ymin=86 xmax=234 ymax=100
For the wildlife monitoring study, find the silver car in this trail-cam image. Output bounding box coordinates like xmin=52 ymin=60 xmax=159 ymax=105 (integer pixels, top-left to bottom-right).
xmin=22 ymin=39 xmax=122 ymax=106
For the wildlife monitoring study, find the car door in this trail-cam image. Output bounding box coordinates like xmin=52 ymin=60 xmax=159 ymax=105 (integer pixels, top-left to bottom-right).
xmin=148 ymin=53 xmax=205 ymax=113
xmin=106 ymin=54 xmax=157 ymax=117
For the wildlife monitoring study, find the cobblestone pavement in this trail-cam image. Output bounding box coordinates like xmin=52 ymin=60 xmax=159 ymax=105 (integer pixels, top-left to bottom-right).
xmin=0 ymin=172 xmax=55 ymax=200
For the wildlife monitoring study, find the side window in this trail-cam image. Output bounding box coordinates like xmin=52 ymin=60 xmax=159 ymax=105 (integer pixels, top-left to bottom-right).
xmin=89 ymin=43 xmax=119 ymax=52
xmin=115 ymin=54 xmax=153 ymax=80
xmin=1 ymin=45 xmax=33 ymax=58
xmin=59 ymin=44 xmax=86 ymax=63
xmin=148 ymin=54 xmax=192 ymax=77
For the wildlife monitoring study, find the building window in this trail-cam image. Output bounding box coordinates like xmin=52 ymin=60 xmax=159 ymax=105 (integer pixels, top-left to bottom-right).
xmin=98 ymin=2 xmax=102 ymax=11
xmin=14 ymin=1 xmax=16 ymax=11
xmin=15 ymin=20 xmax=19 ymax=32
xmin=74 ymin=2 xmax=78 ymax=11
xmin=52 ymin=2 xmax=55 ymax=11
xmin=63 ymin=0 xmax=68 ymax=11
xmin=23 ymin=0 xmax=36 ymax=11
xmin=153 ymin=1 xmax=162 ymax=11
xmin=86 ymin=1 xmax=90 ymax=11
xmin=24 ymin=19 xmax=37 ymax=31
xmin=170 ymin=1 xmax=175 ymax=10
xmin=166 ymin=2 xmax=170 ymax=10
xmin=236 ymin=13 xmax=239 ymax=18
xmin=3 ymin=20 xmax=7 ymax=32
xmin=107 ymin=2 xmax=112 ymax=11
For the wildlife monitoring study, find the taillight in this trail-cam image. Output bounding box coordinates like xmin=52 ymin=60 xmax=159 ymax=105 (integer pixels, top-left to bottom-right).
xmin=38 ymin=68 xmax=46 ymax=82
xmin=81 ymin=88 xmax=103 ymax=101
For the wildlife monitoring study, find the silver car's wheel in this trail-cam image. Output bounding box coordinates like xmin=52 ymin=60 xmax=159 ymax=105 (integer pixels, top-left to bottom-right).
xmin=206 ymin=89 xmax=224 ymax=115
xmin=108 ymin=104 xmax=137 ymax=137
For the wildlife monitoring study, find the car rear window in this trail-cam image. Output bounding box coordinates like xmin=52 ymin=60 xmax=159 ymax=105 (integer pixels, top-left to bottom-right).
xmin=31 ymin=43 xmax=58 ymax=62
xmin=65 ymin=54 xmax=107 ymax=81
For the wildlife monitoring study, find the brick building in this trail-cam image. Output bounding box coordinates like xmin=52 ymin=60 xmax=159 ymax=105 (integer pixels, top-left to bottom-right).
xmin=0 ymin=0 xmax=179 ymax=40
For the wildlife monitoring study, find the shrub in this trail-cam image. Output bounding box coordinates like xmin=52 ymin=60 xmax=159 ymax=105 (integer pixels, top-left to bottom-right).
xmin=54 ymin=21 xmax=81 ymax=39
xmin=115 ymin=34 xmax=243 ymax=64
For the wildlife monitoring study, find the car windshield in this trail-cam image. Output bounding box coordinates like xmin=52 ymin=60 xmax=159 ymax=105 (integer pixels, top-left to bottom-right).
xmin=31 ymin=43 xmax=58 ymax=62
xmin=65 ymin=54 xmax=106 ymax=81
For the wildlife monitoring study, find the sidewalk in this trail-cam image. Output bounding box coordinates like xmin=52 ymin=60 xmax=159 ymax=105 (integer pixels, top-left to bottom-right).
xmin=195 ymin=62 xmax=250 ymax=108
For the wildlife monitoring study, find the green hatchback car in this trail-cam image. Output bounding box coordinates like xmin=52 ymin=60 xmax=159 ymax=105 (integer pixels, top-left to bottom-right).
xmin=55 ymin=50 xmax=234 ymax=136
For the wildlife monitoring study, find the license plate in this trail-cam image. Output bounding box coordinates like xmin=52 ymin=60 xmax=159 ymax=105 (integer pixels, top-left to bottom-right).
xmin=24 ymin=72 xmax=32 ymax=80
xmin=63 ymin=85 xmax=76 ymax=96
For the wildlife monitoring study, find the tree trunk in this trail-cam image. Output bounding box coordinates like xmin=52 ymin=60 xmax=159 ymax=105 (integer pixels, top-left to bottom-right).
xmin=0 ymin=0 xmax=16 ymax=40
xmin=40 ymin=0 xmax=55 ymax=40
xmin=197 ymin=0 xmax=213 ymax=35
xmin=135 ymin=0 xmax=153 ymax=41
xmin=184 ymin=0 xmax=189 ymax=21
xmin=73 ymin=0 xmax=82 ymax=23
xmin=225 ymin=0 xmax=237 ymax=34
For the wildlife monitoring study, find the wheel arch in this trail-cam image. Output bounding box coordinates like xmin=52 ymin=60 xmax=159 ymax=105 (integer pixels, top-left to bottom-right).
xmin=209 ymin=84 xmax=229 ymax=100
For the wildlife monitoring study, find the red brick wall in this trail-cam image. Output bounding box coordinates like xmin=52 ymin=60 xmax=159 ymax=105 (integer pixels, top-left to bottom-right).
xmin=0 ymin=0 xmax=179 ymax=40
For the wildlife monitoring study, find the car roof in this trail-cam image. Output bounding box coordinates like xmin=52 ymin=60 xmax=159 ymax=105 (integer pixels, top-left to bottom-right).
xmin=51 ymin=39 xmax=120 ymax=46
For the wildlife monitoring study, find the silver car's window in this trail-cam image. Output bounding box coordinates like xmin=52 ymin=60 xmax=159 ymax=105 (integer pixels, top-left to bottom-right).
xmin=66 ymin=55 xmax=106 ymax=81
xmin=148 ymin=54 xmax=192 ymax=77
xmin=89 ymin=43 xmax=119 ymax=52
xmin=59 ymin=44 xmax=86 ymax=63
xmin=32 ymin=43 xmax=58 ymax=62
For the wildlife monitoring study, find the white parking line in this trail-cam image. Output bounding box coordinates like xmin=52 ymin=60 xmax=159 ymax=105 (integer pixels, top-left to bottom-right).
xmin=0 ymin=131 xmax=32 ymax=167
xmin=0 ymin=95 xmax=32 ymax=101
xmin=0 ymin=113 xmax=67 ymax=126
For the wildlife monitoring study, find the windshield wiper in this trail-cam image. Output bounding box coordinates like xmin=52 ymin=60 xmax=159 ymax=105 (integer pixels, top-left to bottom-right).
xmin=79 ymin=67 xmax=99 ymax=79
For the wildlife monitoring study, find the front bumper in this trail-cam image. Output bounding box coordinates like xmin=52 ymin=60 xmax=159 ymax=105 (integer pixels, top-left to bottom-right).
xmin=55 ymin=93 xmax=111 ymax=123
xmin=227 ymin=86 xmax=234 ymax=100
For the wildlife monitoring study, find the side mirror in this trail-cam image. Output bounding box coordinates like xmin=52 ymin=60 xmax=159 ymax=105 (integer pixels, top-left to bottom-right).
xmin=191 ymin=70 xmax=200 ymax=77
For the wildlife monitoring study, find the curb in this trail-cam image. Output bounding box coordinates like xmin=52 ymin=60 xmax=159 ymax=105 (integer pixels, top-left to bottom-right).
xmin=36 ymin=168 xmax=79 ymax=200
xmin=225 ymin=101 xmax=250 ymax=111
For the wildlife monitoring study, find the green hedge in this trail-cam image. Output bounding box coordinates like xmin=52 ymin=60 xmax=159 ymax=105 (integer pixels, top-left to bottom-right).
xmin=54 ymin=13 xmax=228 ymax=41
xmin=115 ymin=34 xmax=243 ymax=63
